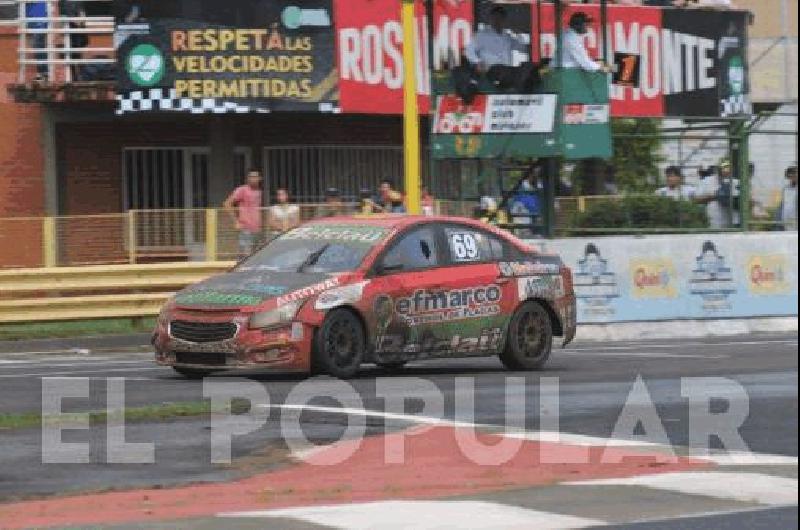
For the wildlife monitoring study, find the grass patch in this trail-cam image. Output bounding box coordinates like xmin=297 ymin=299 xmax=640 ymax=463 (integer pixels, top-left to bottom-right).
xmin=0 ymin=399 xmax=252 ymax=431
xmin=0 ymin=317 xmax=157 ymax=341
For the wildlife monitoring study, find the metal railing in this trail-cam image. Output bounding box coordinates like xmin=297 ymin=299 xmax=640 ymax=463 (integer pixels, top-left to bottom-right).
xmin=1 ymin=197 xmax=794 ymax=270
xmin=0 ymin=262 xmax=233 ymax=323
xmin=4 ymin=0 xmax=114 ymax=83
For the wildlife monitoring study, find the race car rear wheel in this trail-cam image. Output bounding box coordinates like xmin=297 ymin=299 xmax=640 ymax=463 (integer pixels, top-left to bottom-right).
xmin=172 ymin=366 xmax=214 ymax=379
xmin=499 ymin=301 xmax=553 ymax=371
xmin=313 ymin=309 xmax=366 ymax=378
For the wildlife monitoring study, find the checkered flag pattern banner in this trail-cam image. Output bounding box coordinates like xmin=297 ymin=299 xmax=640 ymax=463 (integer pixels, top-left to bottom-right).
xmin=116 ymin=89 xmax=341 ymax=115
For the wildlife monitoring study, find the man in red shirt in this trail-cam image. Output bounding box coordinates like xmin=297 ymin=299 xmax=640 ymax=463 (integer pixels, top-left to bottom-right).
xmin=224 ymin=169 xmax=264 ymax=257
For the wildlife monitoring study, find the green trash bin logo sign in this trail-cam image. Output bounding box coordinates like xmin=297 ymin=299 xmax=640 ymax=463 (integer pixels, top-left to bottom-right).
xmin=126 ymin=44 xmax=165 ymax=87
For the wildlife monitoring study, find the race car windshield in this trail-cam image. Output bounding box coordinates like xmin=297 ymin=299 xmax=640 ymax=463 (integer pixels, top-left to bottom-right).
xmin=236 ymin=224 xmax=389 ymax=274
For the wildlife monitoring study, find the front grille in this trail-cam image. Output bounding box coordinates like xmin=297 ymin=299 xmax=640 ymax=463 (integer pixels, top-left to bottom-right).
xmin=170 ymin=320 xmax=237 ymax=343
xmin=175 ymin=352 xmax=227 ymax=366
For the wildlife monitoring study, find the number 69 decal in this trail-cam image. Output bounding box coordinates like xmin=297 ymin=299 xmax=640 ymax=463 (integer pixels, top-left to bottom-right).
xmin=449 ymin=232 xmax=480 ymax=262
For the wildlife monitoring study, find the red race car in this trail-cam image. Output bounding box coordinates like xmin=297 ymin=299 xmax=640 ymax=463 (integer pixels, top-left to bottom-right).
xmin=153 ymin=215 xmax=576 ymax=379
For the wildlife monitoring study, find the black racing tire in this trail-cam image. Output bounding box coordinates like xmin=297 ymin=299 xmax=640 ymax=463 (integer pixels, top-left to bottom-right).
xmin=172 ymin=366 xmax=214 ymax=379
xmin=312 ymin=309 xmax=366 ymax=379
xmin=499 ymin=301 xmax=553 ymax=371
xmin=376 ymin=360 xmax=408 ymax=371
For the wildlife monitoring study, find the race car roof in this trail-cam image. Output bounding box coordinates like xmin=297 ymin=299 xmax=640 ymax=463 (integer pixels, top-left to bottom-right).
xmin=307 ymin=214 xmax=494 ymax=231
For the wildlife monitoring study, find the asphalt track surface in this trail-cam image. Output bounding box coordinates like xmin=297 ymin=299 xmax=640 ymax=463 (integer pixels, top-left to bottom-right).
xmin=0 ymin=332 xmax=796 ymax=529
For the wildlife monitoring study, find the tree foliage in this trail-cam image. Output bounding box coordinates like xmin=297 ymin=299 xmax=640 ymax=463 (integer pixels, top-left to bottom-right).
xmin=610 ymin=118 xmax=664 ymax=193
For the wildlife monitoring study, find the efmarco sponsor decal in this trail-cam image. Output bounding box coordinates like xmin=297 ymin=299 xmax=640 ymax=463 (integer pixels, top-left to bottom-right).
xmin=395 ymin=285 xmax=502 ymax=326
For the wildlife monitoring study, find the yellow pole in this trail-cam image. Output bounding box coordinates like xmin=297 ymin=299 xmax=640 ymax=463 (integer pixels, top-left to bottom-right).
xmin=128 ymin=210 xmax=137 ymax=264
xmin=205 ymin=208 xmax=218 ymax=262
xmin=401 ymin=0 xmax=421 ymax=214
xmin=42 ymin=217 xmax=57 ymax=268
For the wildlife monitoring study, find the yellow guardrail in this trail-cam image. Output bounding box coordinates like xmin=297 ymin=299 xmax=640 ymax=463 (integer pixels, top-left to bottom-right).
xmin=0 ymin=261 xmax=234 ymax=323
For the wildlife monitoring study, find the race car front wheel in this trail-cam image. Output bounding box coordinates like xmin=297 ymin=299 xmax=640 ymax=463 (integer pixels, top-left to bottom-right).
xmin=499 ymin=301 xmax=553 ymax=371
xmin=313 ymin=308 xmax=366 ymax=379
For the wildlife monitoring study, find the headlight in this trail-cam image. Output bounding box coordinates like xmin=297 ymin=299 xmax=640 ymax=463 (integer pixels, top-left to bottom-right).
xmin=249 ymin=300 xmax=303 ymax=330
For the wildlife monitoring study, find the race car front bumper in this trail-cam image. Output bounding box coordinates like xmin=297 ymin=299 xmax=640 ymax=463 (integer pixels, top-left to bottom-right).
xmin=152 ymin=311 xmax=314 ymax=372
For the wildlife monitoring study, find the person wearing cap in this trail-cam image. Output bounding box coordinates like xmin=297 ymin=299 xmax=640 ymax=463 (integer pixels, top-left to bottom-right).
xmin=695 ymin=159 xmax=741 ymax=228
xmin=315 ymin=187 xmax=347 ymax=218
xmin=557 ymin=12 xmax=611 ymax=73
xmin=656 ymin=166 xmax=696 ymax=201
xmin=462 ymin=4 xmax=542 ymax=95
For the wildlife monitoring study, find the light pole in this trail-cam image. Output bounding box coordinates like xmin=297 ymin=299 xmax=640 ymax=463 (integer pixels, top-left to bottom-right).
xmin=401 ymin=0 xmax=421 ymax=214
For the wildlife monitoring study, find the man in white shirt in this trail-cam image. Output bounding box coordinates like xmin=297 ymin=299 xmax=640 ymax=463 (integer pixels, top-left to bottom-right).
xmin=462 ymin=5 xmax=540 ymax=94
xmin=557 ymin=12 xmax=611 ymax=73
xmin=778 ymin=165 xmax=797 ymax=231
xmin=656 ymin=166 xmax=696 ymax=201
xmin=695 ymin=161 xmax=741 ymax=229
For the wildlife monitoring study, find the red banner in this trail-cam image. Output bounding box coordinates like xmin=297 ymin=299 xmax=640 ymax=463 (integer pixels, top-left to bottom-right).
xmin=335 ymin=0 xmax=472 ymax=114
xmin=335 ymin=2 xmax=748 ymax=118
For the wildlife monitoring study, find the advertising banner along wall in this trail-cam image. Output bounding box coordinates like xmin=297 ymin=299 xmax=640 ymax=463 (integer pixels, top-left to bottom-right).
xmin=115 ymin=0 xmax=338 ymax=114
xmin=114 ymin=1 xmax=750 ymax=118
xmin=538 ymin=232 xmax=797 ymax=324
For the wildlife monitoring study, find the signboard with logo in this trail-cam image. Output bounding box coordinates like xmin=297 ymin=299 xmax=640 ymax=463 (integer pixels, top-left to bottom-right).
xmin=114 ymin=2 xmax=750 ymax=118
xmin=538 ymin=233 xmax=797 ymax=324
xmin=433 ymin=94 xmax=557 ymax=135
xmin=115 ymin=0 xmax=337 ymax=114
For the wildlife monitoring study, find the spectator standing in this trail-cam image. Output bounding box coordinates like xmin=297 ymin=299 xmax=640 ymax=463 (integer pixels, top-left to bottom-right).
xmin=267 ymin=188 xmax=300 ymax=235
xmin=26 ymin=1 xmax=49 ymax=80
xmin=223 ymin=170 xmax=264 ymax=257
xmin=59 ymin=0 xmax=88 ymax=81
xmin=556 ymin=12 xmax=611 ymax=73
xmin=696 ymin=160 xmax=740 ymax=229
xmin=777 ymin=165 xmax=797 ymax=231
xmin=379 ymin=180 xmax=406 ymax=213
xmin=655 ymin=166 xmax=696 ymax=200
xmin=316 ymin=187 xmax=347 ymax=218
xmin=421 ymin=186 xmax=435 ymax=216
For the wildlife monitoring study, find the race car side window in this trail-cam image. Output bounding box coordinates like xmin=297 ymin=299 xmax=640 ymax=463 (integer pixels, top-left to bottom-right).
xmin=379 ymin=226 xmax=439 ymax=273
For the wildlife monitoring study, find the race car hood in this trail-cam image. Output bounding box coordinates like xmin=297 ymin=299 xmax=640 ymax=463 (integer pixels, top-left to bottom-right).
xmin=173 ymin=269 xmax=344 ymax=311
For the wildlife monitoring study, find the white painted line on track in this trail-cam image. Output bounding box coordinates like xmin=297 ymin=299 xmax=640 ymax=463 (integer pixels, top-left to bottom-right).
xmin=266 ymin=403 xmax=799 ymax=466
xmin=219 ymin=500 xmax=605 ymax=529
xmin=560 ymin=351 xmax=728 ymax=359
xmin=565 ymin=339 xmax=797 ymax=352
xmin=0 ymin=360 xmax=156 ymax=370
xmin=0 ymin=367 xmax=169 ymax=379
xmin=567 ymin=472 xmax=799 ymax=506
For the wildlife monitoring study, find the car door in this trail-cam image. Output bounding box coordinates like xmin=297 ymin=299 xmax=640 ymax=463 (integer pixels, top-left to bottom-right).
xmin=431 ymin=223 xmax=514 ymax=356
xmin=367 ymin=224 xmax=448 ymax=361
